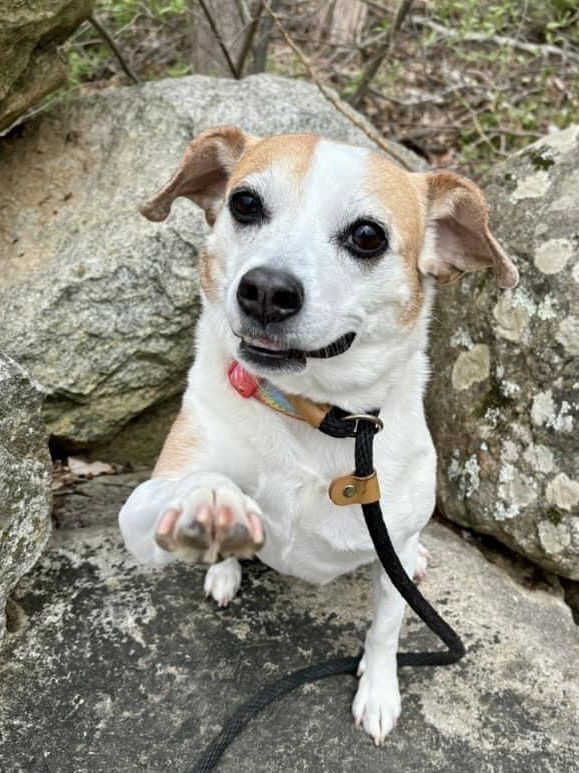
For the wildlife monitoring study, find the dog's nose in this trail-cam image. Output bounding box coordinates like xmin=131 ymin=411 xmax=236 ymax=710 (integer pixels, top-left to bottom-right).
xmin=237 ymin=267 xmax=304 ymax=324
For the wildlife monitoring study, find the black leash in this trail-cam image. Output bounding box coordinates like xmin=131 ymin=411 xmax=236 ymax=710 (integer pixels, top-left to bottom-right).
xmin=190 ymin=409 xmax=465 ymax=772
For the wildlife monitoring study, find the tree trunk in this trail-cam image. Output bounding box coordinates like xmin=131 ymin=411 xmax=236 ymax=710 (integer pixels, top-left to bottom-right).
xmin=316 ymin=0 xmax=368 ymax=46
xmin=190 ymin=0 xmax=245 ymax=76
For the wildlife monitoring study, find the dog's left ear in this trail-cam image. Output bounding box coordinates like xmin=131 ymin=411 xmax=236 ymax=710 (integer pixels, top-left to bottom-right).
xmin=415 ymin=170 xmax=519 ymax=289
xmin=141 ymin=126 xmax=259 ymax=226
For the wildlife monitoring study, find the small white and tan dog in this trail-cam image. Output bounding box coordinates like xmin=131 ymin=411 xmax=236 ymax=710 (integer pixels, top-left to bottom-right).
xmin=119 ymin=128 xmax=517 ymax=744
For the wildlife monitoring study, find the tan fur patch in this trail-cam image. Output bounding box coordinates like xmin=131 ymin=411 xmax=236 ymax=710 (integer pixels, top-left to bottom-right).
xmin=153 ymin=409 xmax=200 ymax=478
xmin=364 ymin=154 xmax=427 ymax=325
xmin=198 ymin=249 xmax=222 ymax=303
xmin=228 ymin=134 xmax=320 ymax=191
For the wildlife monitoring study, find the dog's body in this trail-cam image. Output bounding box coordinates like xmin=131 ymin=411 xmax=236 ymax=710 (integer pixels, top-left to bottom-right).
xmin=119 ymin=130 xmax=517 ymax=743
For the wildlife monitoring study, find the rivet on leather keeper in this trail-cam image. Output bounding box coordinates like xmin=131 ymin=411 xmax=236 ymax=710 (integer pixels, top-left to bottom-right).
xmin=328 ymin=471 xmax=381 ymax=506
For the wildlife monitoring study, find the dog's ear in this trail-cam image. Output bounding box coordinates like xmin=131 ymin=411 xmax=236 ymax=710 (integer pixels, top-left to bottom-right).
xmin=415 ymin=170 xmax=518 ymax=288
xmin=140 ymin=127 xmax=259 ymax=226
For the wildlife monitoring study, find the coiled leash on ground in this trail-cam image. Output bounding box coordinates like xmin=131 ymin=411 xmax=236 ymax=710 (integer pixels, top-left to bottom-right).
xmin=191 ymin=407 xmax=466 ymax=773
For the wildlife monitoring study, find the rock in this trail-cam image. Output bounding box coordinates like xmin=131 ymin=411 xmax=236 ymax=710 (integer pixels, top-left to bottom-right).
xmin=85 ymin=396 xmax=182 ymax=468
xmin=427 ymin=125 xmax=579 ymax=580
xmin=0 ymin=352 xmax=52 ymax=647
xmin=0 ymin=0 xmax=93 ymax=131
xmin=562 ymin=578 xmax=579 ymax=625
xmin=1 ymin=513 xmax=577 ymax=771
xmin=52 ymin=470 xmax=151 ymax=530
xmin=0 ymin=74 xmax=420 ymax=450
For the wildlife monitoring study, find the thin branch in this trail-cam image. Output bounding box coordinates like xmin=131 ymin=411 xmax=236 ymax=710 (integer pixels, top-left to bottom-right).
xmin=261 ymin=0 xmax=414 ymax=171
xmin=235 ymin=0 xmax=265 ymax=76
xmin=348 ymin=44 xmax=390 ymax=108
xmin=349 ymin=0 xmax=416 ymax=107
xmin=388 ymin=0 xmax=416 ymax=51
xmin=449 ymin=85 xmax=508 ymax=158
xmin=197 ymin=0 xmax=240 ymax=78
xmin=88 ymin=13 xmax=140 ymax=84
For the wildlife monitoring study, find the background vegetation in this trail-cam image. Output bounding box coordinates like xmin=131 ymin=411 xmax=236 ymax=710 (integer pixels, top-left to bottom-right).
xmin=62 ymin=0 xmax=578 ymax=176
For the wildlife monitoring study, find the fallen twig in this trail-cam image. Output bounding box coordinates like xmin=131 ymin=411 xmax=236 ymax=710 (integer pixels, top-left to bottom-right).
xmin=411 ymin=14 xmax=579 ymax=64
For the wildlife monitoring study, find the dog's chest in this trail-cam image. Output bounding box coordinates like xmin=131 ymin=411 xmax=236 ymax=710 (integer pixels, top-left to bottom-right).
xmin=250 ymin=429 xmax=376 ymax=584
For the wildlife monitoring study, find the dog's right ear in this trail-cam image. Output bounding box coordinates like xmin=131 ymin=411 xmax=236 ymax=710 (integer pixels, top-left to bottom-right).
xmin=140 ymin=127 xmax=258 ymax=226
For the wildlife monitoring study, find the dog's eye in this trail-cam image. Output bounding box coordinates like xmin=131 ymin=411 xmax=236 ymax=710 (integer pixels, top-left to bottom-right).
xmin=344 ymin=220 xmax=389 ymax=258
xmin=229 ymin=190 xmax=265 ymax=225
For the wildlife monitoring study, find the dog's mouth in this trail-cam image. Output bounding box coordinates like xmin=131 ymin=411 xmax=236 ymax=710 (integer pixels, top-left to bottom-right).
xmin=238 ymin=331 xmax=356 ymax=371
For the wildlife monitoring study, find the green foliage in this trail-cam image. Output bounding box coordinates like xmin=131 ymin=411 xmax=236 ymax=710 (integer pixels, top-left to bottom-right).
xmin=65 ymin=0 xmax=190 ymax=87
xmin=99 ymin=0 xmax=188 ymax=25
xmin=433 ymin=0 xmax=577 ymax=38
xmin=68 ymin=47 xmax=109 ymax=85
xmin=397 ymin=0 xmax=579 ymax=174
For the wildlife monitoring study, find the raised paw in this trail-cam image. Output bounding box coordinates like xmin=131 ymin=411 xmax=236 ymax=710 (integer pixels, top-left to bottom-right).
xmin=352 ymin=673 xmax=401 ymax=746
xmin=204 ymin=558 xmax=242 ymax=606
xmin=154 ymin=483 xmax=264 ymax=563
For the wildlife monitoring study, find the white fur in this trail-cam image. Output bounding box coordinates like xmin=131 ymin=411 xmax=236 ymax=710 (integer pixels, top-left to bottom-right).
xmin=204 ymin=558 xmax=242 ymax=606
xmin=119 ymin=138 xmax=439 ymax=745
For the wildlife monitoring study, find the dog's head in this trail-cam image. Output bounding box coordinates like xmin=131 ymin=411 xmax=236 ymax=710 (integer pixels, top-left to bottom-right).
xmin=142 ymin=128 xmax=517 ymax=400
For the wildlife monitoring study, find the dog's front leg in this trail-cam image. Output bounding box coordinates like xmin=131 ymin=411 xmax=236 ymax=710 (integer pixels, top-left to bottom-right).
xmin=353 ymin=539 xmax=418 ymax=745
xmin=119 ymin=472 xmax=263 ymax=606
xmin=118 ymin=409 xmax=264 ymax=605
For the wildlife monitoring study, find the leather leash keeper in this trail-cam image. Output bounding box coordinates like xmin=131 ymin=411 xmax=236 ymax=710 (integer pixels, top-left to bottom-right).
xmin=191 ymin=401 xmax=466 ymax=773
xmin=325 ymin=413 xmax=384 ymax=506
xmin=329 ymin=471 xmax=380 ymax=506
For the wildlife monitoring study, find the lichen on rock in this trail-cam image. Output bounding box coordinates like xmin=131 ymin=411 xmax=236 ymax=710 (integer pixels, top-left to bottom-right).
xmin=427 ymin=125 xmax=579 ymax=580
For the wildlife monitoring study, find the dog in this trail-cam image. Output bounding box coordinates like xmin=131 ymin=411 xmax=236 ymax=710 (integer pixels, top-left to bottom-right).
xmin=119 ymin=127 xmax=518 ymax=744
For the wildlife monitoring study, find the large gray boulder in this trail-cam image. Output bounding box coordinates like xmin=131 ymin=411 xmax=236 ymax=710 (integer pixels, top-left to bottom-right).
xmin=0 ymin=0 xmax=93 ymax=131
xmin=1 ymin=517 xmax=577 ymax=770
xmin=0 ymin=352 xmax=52 ymax=647
xmin=0 ymin=74 xmax=419 ymax=450
xmin=427 ymin=125 xmax=579 ymax=579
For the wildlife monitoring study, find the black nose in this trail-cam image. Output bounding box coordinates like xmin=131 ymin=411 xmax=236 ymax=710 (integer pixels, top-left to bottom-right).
xmin=237 ymin=267 xmax=304 ymax=325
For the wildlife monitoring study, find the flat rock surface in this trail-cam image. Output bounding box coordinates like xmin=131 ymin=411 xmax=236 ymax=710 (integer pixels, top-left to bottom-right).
xmin=1 ymin=505 xmax=577 ymax=772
